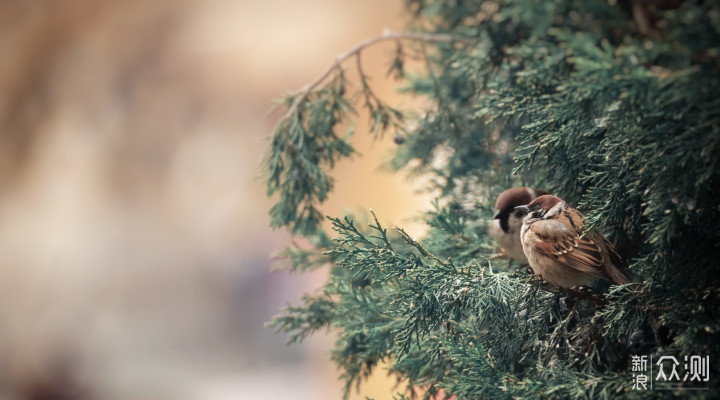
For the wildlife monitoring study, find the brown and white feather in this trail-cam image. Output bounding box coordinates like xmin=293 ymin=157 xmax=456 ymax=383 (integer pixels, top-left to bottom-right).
xmin=520 ymin=195 xmax=632 ymax=287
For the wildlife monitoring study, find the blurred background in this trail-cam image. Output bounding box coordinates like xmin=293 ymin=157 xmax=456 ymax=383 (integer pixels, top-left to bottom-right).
xmin=0 ymin=0 xmax=431 ymax=399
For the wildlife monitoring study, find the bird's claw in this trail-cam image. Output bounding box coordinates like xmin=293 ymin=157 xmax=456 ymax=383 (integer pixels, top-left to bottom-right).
xmin=525 ymin=276 xmax=607 ymax=308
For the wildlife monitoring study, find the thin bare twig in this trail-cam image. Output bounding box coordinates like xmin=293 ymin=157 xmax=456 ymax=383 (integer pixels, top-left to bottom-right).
xmin=420 ymin=40 xmax=442 ymax=108
xmin=356 ymin=50 xmax=366 ymax=85
xmin=281 ymin=30 xmax=456 ymax=121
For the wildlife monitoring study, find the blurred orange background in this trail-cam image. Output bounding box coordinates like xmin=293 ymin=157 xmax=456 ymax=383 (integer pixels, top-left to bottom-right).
xmin=0 ymin=1 xmax=430 ymax=399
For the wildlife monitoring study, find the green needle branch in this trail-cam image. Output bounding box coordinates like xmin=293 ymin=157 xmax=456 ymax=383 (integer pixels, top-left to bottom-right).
xmin=265 ymin=1 xmax=720 ymax=398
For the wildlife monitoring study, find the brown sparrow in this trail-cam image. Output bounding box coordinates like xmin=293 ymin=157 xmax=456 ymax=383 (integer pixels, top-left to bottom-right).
xmin=516 ymin=195 xmax=632 ymax=288
xmin=490 ymin=187 xmax=547 ymax=264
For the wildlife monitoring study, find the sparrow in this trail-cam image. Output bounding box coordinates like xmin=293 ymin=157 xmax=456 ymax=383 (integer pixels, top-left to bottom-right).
xmin=490 ymin=187 xmax=547 ymax=264
xmin=516 ymin=195 xmax=632 ymax=288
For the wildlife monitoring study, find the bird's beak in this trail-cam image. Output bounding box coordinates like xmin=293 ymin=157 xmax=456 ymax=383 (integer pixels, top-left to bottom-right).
xmin=514 ymin=205 xmax=530 ymax=216
xmin=493 ymin=210 xmax=501 ymax=219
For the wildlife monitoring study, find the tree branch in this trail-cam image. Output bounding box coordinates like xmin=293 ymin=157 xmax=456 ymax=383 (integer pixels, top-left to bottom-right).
xmin=281 ymin=30 xmax=456 ymax=121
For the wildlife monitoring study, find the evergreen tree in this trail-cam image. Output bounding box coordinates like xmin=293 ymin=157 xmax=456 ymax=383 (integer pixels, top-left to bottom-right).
xmin=264 ymin=0 xmax=720 ymax=398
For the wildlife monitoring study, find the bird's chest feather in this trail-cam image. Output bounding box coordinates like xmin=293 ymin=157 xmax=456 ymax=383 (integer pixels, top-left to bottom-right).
xmin=491 ymin=216 xmax=527 ymax=262
xmin=521 ymin=221 xmax=593 ymax=288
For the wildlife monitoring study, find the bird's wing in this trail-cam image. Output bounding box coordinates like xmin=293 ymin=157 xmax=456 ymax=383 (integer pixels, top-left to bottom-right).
xmin=529 ymin=215 xmax=608 ymax=280
xmin=600 ymin=236 xmax=632 ymax=284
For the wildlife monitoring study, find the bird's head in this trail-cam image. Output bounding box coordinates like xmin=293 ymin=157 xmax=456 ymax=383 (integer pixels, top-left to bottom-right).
xmin=515 ymin=194 xmax=565 ymax=220
xmin=493 ymin=187 xmax=538 ymax=232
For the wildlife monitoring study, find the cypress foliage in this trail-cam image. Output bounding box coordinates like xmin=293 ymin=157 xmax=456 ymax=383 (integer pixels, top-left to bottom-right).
xmin=265 ymin=0 xmax=720 ymax=398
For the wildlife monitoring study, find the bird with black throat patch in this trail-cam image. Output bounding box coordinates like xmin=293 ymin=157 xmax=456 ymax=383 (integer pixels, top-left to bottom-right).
xmin=515 ymin=194 xmax=632 ymax=288
xmin=490 ymin=187 xmax=548 ymax=264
